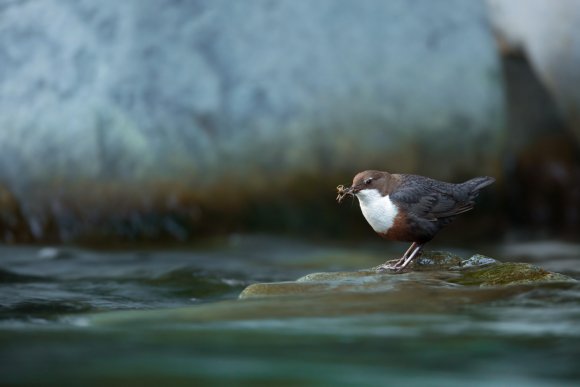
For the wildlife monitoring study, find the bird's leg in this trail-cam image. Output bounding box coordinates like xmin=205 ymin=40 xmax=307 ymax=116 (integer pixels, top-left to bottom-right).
xmin=376 ymin=242 xmax=416 ymax=271
xmin=393 ymin=242 xmax=417 ymax=267
xmin=393 ymin=243 xmax=424 ymax=272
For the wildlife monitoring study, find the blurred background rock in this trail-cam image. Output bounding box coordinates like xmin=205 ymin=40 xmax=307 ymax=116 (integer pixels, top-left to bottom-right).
xmin=0 ymin=0 xmax=578 ymax=244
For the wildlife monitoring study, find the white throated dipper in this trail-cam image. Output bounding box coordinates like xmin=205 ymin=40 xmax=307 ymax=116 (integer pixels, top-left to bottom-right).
xmin=337 ymin=170 xmax=495 ymax=272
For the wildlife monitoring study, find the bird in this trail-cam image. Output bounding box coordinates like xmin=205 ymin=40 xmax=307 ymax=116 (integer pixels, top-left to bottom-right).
xmin=336 ymin=170 xmax=495 ymax=272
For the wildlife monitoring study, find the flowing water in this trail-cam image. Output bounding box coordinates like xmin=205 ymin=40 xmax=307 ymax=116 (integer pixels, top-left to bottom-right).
xmin=1 ymin=235 xmax=579 ymax=386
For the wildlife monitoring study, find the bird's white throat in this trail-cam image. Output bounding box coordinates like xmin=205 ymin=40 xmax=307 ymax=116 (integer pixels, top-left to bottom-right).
xmin=355 ymin=189 xmax=398 ymax=233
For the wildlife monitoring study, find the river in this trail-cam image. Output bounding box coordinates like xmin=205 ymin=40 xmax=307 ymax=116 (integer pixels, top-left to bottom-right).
xmin=1 ymin=235 xmax=579 ymax=386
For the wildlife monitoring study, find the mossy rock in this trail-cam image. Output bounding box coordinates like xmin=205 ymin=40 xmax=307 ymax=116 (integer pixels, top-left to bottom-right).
xmin=239 ymin=271 xmax=407 ymax=298
xmin=372 ymin=251 xmax=495 ymax=272
xmin=239 ymin=251 xmax=576 ymax=299
xmin=451 ymin=262 xmax=576 ymax=287
xmin=460 ymin=254 xmax=498 ymax=268
xmin=369 ymin=250 xmax=461 ymax=272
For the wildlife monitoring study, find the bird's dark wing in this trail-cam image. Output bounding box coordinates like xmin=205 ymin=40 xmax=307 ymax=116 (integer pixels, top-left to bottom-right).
xmin=390 ymin=178 xmax=474 ymax=221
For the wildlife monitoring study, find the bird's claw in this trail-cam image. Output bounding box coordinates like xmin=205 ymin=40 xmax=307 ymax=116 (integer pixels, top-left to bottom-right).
xmin=375 ymin=262 xmax=406 ymax=273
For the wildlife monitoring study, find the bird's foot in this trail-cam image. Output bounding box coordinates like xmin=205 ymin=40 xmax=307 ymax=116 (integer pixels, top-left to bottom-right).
xmin=375 ymin=261 xmax=408 ymax=273
xmin=375 ymin=243 xmax=424 ymax=274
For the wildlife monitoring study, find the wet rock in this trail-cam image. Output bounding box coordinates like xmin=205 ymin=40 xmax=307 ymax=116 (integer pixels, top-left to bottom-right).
xmin=239 ymin=251 xmax=576 ymax=299
xmin=240 ymin=270 xmax=427 ymax=298
xmin=0 ymin=0 xmax=504 ymax=240
xmin=451 ymin=262 xmax=576 ymax=287
xmin=460 ymin=254 xmax=498 ymax=268
xmin=375 ymin=251 xmax=495 ymax=272
xmin=0 ymin=1 xmax=503 ymax=183
xmin=402 ymin=250 xmax=464 ymax=271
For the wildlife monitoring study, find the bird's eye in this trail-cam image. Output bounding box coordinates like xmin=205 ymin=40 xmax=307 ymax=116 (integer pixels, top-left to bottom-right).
xmin=364 ymin=178 xmax=373 ymax=185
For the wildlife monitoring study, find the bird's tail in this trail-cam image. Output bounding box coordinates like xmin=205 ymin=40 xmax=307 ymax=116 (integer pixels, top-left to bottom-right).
xmin=462 ymin=176 xmax=495 ymax=199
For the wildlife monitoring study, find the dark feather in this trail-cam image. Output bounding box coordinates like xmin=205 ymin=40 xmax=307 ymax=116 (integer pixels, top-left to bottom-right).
xmin=390 ymin=174 xmax=492 ymax=221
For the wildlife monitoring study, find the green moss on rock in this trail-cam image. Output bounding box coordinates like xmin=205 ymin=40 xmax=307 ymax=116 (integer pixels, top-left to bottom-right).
xmin=450 ymin=262 xmax=575 ymax=287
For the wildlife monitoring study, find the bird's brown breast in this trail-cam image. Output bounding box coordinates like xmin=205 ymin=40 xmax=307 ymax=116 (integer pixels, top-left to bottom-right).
xmin=379 ymin=211 xmax=416 ymax=242
xmin=378 ymin=210 xmax=441 ymax=244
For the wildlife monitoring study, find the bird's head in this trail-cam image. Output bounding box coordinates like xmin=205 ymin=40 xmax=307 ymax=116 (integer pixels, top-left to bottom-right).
xmin=336 ymin=170 xmax=394 ymax=203
xmin=349 ymin=170 xmax=390 ymax=196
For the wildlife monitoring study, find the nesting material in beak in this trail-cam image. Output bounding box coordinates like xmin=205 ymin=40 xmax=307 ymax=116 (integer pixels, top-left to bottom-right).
xmin=336 ymin=185 xmax=353 ymax=203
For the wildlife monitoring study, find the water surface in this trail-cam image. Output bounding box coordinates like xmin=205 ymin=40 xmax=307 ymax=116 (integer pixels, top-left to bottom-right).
xmin=1 ymin=236 xmax=579 ymax=386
